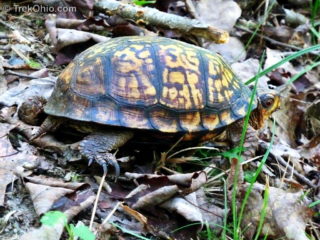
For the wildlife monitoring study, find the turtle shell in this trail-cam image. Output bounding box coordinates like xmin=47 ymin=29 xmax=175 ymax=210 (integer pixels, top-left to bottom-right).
xmin=45 ymin=36 xmax=257 ymax=133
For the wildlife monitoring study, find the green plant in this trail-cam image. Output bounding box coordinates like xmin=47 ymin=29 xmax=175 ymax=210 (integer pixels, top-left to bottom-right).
xmin=310 ymin=0 xmax=320 ymax=44
xmin=253 ymin=181 xmax=269 ymax=240
xmin=132 ymin=0 xmax=156 ymax=6
xmin=112 ymin=223 xmax=151 ymax=239
xmin=245 ymin=44 xmax=320 ymax=85
xmin=41 ymin=211 xmax=95 ymax=240
xmin=309 ymin=199 xmax=320 ymax=208
xmin=27 ymin=59 xmax=42 ymax=69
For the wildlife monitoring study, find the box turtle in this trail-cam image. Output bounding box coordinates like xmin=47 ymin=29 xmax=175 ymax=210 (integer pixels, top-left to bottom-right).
xmin=33 ymin=36 xmax=280 ymax=177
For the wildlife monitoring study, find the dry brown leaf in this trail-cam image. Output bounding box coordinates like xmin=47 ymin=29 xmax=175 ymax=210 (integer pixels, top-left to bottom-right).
xmin=26 ymin=176 xmax=85 ymax=190
xmin=160 ymin=193 xmax=203 ymax=223
xmin=306 ymin=100 xmax=320 ymax=136
xmin=185 ymin=171 xmax=207 ymax=194
xmin=26 ymin=182 xmax=74 ymax=216
xmin=55 ymin=28 xmax=109 ymax=51
xmin=0 ymin=77 xmax=55 ymax=108
xmin=272 ymin=92 xmax=305 ymax=146
xmin=0 ymin=123 xmax=38 ymax=206
xmin=265 ymin=48 xmax=298 ymax=77
xmin=125 ymin=171 xmax=207 ymax=209
xmin=0 ymin=57 xmax=7 ymax=95
xmin=196 ymin=188 xmax=224 ymax=231
xmin=263 ymin=25 xmax=294 ymax=43
xmin=231 ymin=58 xmax=270 ymax=89
xmin=45 ymin=14 xmax=109 ymax=51
xmin=120 ymin=203 xmax=149 ymax=228
xmin=242 ymin=184 xmax=312 ymax=240
xmin=20 ymin=195 xmax=95 ymax=240
xmin=193 ymin=0 xmax=241 ymax=32
xmin=132 ymin=185 xmax=179 ymax=209
xmin=269 ymin=187 xmax=311 ymax=240
xmin=20 ymin=225 xmax=63 ymax=240
xmin=205 ymin=37 xmax=246 ymax=63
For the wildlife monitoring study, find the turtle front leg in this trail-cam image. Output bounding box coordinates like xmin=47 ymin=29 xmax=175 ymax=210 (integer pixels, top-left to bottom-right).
xmin=31 ymin=116 xmax=64 ymax=140
xmin=79 ymin=131 xmax=134 ymax=178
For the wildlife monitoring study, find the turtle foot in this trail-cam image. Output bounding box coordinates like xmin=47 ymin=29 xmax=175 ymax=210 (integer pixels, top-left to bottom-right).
xmin=79 ymin=135 xmax=121 ymax=181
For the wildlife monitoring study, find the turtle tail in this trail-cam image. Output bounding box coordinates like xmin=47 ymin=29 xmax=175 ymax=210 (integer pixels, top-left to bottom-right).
xmin=30 ymin=116 xmax=63 ymax=141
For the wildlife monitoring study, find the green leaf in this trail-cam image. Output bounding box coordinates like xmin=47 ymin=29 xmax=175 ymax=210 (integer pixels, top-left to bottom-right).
xmin=244 ymin=170 xmax=256 ymax=183
xmin=132 ymin=0 xmax=156 ymax=6
xmin=309 ymin=199 xmax=320 ymax=208
xmin=27 ymin=60 xmax=42 ymax=69
xmin=220 ymin=147 xmax=244 ymax=161
xmin=40 ymin=211 xmax=67 ymax=226
xmin=72 ymin=225 xmax=96 ymax=240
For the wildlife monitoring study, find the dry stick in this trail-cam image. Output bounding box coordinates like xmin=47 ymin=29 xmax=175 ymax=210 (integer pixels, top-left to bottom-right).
xmin=260 ymin=142 xmax=317 ymax=188
xmin=89 ymin=171 xmax=107 ymax=231
xmin=6 ymin=70 xmax=36 ymax=79
xmin=94 ymin=0 xmax=229 ymax=44
xmin=273 ymin=153 xmax=317 ymax=188
xmin=0 ymin=19 xmax=15 ymax=30
xmin=184 ymin=0 xmax=200 ymax=19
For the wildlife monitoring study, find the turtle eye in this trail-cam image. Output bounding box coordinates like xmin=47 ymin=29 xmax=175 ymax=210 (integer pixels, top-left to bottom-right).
xmin=262 ymin=96 xmax=274 ymax=109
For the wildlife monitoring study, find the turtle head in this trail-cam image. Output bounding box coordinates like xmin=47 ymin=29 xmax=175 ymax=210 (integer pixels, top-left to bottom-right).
xmin=259 ymin=91 xmax=281 ymax=117
xmin=250 ymin=90 xmax=281 ymax=129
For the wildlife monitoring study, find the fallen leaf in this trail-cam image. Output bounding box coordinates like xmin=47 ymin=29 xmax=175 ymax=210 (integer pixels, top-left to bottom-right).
xmin=265 ymin=48 xmax=297 ymax=71
xmin=242 ymin=183 xmax=312 ymax=240
xmin=0 ymin=123 xmax=38 ymax=206
xmin=26 ymin=182 xmax=75 ymax=216
xmin=194 ymin=0 xmax=241 ymax=32
xmin=26 ymin=176 xmax=85 ymax=190
xmin=0 ymin=77 xmax=55 ymax=108
xmin=231 ymin=58 xmax=269 ymax=88
xmin=25 ymin=175 xmax=90 ymax=216
xmin=263 ymin=25 xmax=294 ymax=43
xmin=196 ymin=188 xmax=224 ymax=231
xmin=306 ymin=100 xmax=320 ymax=136
xmin=55 ymin=28 xmax=109 ymax=51
xmin=205 ymin=37 xmax=246 ymax=63
xmin=20 ymin=195 xmax=95 ymax=240
xmin=160 ymin=193 xmax=203 ymax=223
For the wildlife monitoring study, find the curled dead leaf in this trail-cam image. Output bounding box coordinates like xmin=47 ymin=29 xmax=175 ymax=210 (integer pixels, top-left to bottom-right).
xmin=26 ymin=182 xmax=75 ymax=216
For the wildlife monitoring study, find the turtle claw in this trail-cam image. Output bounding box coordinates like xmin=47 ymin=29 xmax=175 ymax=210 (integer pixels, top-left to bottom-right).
xmin=87 ymin=157 xmax=94 ymax=166
xmin=102 ymin=153 xmax=119 ymax=181
xmin=79 ymin=134 xmax=124 ymax=181
xmin=102 ymin=162 xmax=108 ymax=175
xmin=81 ymin=148 xmax=120 ymax=181
xmin=108 ymin=158 xmax=120 ymax=182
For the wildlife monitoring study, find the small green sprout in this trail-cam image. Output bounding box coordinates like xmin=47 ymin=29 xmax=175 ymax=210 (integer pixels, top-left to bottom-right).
xmin=41 ymin=211 xmax=95 ymax=240
xmin=132 ymin=0 xmax=156 ymax=6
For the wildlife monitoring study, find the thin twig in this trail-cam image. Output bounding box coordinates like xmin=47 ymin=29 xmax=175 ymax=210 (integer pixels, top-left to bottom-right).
xmin=260 ymin=142 xmax=317 ymax=188
xmin=94 ymin=0 xmax=229 ymax=43
xmin=5 ymin=70 xmax=36 ymax=79
xmin=0 ymin=19 xmax=15 ymax=30
xmin=97 ymin=201 xmax=121 ymax=234
xmin=273 ymin=153 xmax=317 ymax=188
xmin=184 ymin=0 xmax=199 ymax=19
xmin=89 ymin=172 xmax=107 ymax=231
xmin=11 ymin=45 xmax=30 ymax=63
